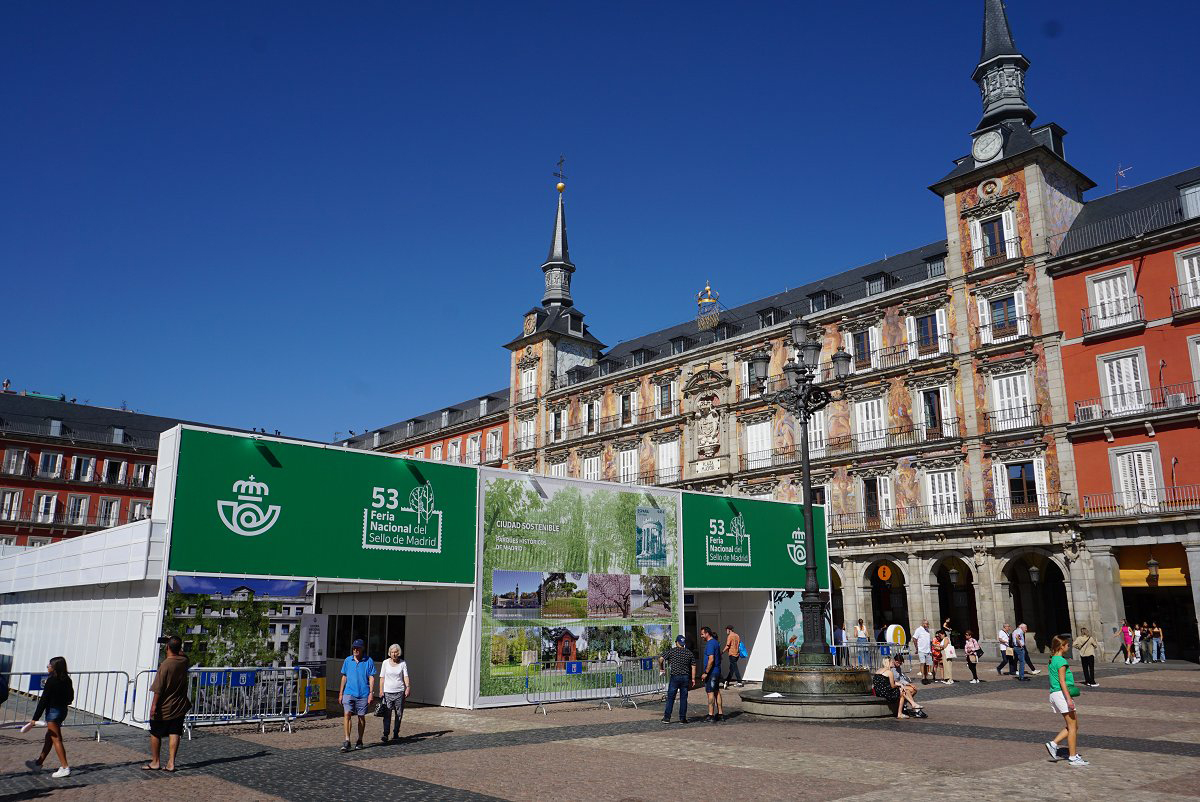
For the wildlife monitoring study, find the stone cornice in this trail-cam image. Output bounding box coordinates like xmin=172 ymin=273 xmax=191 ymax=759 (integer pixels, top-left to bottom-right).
xmin=546 ymin=451 xmax=569 ymax=465
xmin=971 ymin=273 xmax=1028 ymax=300
xmin=738 ymin=479 xmax=779 ymax=495
xmin=650 ymin=428 xmax=682 ymax=444
xmin=516 ymin=346 xmax=541 ymax=370
xmin=839 ymin=313 xmax=883 ymax=333
xmin=683 ymin=368 xmax=731 ymax=396
xmin=579 ymin=388 xmax=604 ymax=403
xmin=914 ymin=453 xmax=967 ymax=470
xmin=960 ymin=189 xmax=1021 ymax=221
xmin=545 ymin=399 xmax=569 ymax=413
xmin=650 ymin=368 xmax=682 ymax=386
xmin=736 ymin=410 xmax=774 ymax=426
xmin=613 ymin=379 xmax=640 ymax=395
xmin=578 ymin=445 xmax=604 ymax=459
xmin=976 ymin=352 xmax=1038 ymax=376
xmin=904 ymin=369 xmax=957 ymax=390
xmin=987 ymin=441 xmax=1047 ymax=461
xmin=848 ymin=460 xmax=897 ymax=477
xmin=516 ymin=410 xmax=538 ymax=422
xmin=844 ymin=384 xmax=889 ymax=402
xmin=900 ymin=295 xmax=948 ymax=319
xmin=614 ymin=436 xmax=641 ymax=452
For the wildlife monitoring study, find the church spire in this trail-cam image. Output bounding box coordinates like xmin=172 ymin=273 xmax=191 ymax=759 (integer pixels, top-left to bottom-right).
xmin=541 ymin=180 xmax=575 ymax=308
xmin=971 ymin=0 xmax=1035 ymax=131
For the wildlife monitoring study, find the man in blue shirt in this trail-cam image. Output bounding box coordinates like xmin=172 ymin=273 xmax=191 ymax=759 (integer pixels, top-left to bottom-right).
xmin=699 ymin=627 xmax=723 ymax=723
xmin=339 ymin=639 xmax=376 ymax=752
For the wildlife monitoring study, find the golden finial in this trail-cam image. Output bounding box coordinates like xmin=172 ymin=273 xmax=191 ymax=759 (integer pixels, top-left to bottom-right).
xmin=556 ymin=182 xmax=565 ymax=193
xmin=697 ymin=280 xmax=719 ymax=306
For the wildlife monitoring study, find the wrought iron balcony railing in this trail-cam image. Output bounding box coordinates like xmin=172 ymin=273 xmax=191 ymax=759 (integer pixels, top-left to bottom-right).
xmin=1170 ymin=283 xmax=1200 ymax=316
xmin=1073 ymin=379 xmax=1200 ymax=422
xmin=830 ymin=491 xmax=1071 ymax=534
xmin=513 ymin=435 xmax=537 ymax=452
xmin=972 ymin=237 xmax=1022 ymax=269
xmin=1081 ymin=296 xmax=1145 ymax=336
xmin=740 ymin=419 xmax=960 ymax=471
xmin=515 ymin=386 xmax=539 ymax=404
xmin=0 ymin=502 xmax=145 ymax=530
xmin=979 ymin=315 xmax=1030 ymax=345
xmin=983 ymin=404 xmax=1042 ymax=433
xmin=1082 ymin=485 xmax=1200 ymax=519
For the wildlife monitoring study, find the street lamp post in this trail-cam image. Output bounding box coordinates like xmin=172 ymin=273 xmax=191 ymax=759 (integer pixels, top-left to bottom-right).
xmin=750 ymin=319 xmax=851 ymax=663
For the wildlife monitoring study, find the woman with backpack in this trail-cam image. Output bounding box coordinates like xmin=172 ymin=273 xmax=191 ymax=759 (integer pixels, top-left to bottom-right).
xmin=24 ymin=656 xmax=74 ymax=778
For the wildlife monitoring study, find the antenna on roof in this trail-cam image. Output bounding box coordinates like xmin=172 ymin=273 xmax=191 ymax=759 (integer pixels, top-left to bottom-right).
xmin=1116 ymin=163 xmax=1133 ymax=192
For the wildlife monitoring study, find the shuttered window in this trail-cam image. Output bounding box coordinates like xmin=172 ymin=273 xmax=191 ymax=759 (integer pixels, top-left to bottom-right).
xmin=583 ymin=455 xmax=600 ymax=482
xmin=657 ymin=440 xmax=680 ymax=483
xmin=927 ymin=469 xmax=960 ymax=524
xmin=1102 ymin=354 xmax=1145 ymax=412
xmin=1181 ymin=252 xmax=1200 ymax=309
xmin=1092 ymin=273 xmax=1135 ymax=326
xmin=618 ymin=448 xmax=639 ymax=484
xmin=744 ymin=420 xmax=772 ymax=469
xmin=549 ymin=461 xmax=567 ymax=479
xmin=855 ymin=398 xmax=886 ymax=450
xmin=1115 ymin=449 xmax=1159 ymax=511
xmin=808 ymin=409 xmax=826 ymax=458
xmin=991 ymin=372 xmax=1031 ymax=430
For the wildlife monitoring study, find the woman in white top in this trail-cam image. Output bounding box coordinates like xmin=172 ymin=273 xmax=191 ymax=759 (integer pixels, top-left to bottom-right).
xmin=853 ymin=619 xmax=869 ymax=667
xmin=379 ymin=643 xmax=410 ymax=743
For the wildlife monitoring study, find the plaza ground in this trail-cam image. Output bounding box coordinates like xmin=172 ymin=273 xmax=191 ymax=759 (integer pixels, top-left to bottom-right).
xmin=1 ymin=660 xmax=1197 ymax=801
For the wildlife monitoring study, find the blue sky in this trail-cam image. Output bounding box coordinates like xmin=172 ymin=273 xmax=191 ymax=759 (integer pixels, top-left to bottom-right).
xmin=4 ymin=2 xmax=1198 ymax=441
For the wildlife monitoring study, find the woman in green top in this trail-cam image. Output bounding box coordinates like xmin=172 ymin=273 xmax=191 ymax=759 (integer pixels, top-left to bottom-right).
xmin=1045 ymin=634 xmax=1088 ymax=766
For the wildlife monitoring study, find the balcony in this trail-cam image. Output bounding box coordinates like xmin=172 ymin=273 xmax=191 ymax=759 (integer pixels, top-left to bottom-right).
xmin=740 ymin=419 xmax=961 ymax=471
xmin=513 ymin=435 xmax=537 ymax=452
xmin=1082 ymin=485 xmax=1200 ymax=519
xmin=979 ymin=315 xmax=1030 ymax=346
xmin=483 ymin=448 xmax=503 ymax=465
xmin=830 ymin=491 xmax=1071 ymax=534
xmin=1081 ymin=297 xmax=1145 ymax=340
xmin=1 ymin=462 xmax=33 ymax=478
xmin=817 ymin=335 xmax=953 ymax=380
xmin=1072 ymin=380 xmax=1200 ymax=423
xmin=983 ymin=404 xmax=1042 ymax=434
xmin=515 ymin=386 xmax=539 ymax=404
xmin=0 ymin=502 xmax=141 ymax=530
xmin=972 ymin=237 xmax=1022 ymax=270
xmin=1170 ymin=284 xmax=1200 ymax=319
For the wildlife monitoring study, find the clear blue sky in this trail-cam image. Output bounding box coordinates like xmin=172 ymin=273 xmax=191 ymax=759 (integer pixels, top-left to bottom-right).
xmin=4 ymin=2 xmax=1197 ymax=441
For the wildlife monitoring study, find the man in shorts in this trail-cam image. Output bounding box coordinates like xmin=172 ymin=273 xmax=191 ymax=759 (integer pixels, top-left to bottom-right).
xmin=339 ymin=639 xmax=376 ymax=752
xmin=912 ymin=620 xmax=933 ymax=684
xmin=700 ymin=627 xmax=723 ymax=723
xmin=146 ymin=636 xmax=191 ymax=772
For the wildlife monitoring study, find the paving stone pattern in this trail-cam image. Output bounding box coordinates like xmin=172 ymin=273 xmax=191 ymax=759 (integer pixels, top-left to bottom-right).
xmin=1 ymin=660 xmax=1197 ymax=801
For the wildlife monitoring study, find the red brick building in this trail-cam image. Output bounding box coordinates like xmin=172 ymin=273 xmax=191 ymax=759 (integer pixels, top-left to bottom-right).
xmin=0 ymin=390 xmax=192 ymax=547
xmin=1050 ymin=166 xmax=1200 ymax=658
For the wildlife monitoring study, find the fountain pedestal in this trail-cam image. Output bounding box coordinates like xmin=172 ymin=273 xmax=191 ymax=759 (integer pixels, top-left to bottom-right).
xmin=739 ymin=655 xmax=891 ymax=719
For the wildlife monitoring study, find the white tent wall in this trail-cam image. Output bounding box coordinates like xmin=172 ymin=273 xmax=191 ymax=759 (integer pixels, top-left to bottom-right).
xmin=319 ymin=585 xmax=475 ymax=709
xmin=690 ymin=591 xmax=775 ymax=682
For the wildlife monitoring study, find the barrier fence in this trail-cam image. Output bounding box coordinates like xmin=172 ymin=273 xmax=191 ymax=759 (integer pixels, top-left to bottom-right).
xmin=0 ymin=671 xmax=131 ymax=741
xmin=616 ymin=657 xmax=668 ymax=708
xmin=523 ymin=659 xmax=628 ymax=715
xmin=131 ymin=666 xmax=312 ymax=737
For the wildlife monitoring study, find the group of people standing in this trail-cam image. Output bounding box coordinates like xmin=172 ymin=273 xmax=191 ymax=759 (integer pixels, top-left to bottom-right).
xmin=1117 ymin=620 xmax=1166 ymax=664
xmin=658 ymin=625 xmax=745 ymax=724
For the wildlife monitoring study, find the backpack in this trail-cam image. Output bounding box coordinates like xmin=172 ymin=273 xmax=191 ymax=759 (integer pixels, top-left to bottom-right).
xmin=738 ymin=641 xmax=748 ymax=659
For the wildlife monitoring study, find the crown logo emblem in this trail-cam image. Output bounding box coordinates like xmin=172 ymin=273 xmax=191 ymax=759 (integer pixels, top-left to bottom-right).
xmin=217 ymin=474 xmax=281 ymax=537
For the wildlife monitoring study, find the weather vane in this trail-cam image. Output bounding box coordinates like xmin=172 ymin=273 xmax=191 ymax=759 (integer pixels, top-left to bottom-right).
xmin=554 ymin=154 xmax=567 ymax=190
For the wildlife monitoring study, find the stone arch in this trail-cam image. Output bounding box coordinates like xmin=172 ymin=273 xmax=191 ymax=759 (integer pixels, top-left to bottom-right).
xmin=862 ymin=556 xmax=910 ymax=639
xmin=926 ymin=553 xmax=980 ymax=641
xmin=999 ymin=548 xmax=1072 ymax=653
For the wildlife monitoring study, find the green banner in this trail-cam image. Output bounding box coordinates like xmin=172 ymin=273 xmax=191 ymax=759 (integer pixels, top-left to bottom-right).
xmin=477 ymin=469 xmax=681 ymax=702
xmin=681 ymin=492 xmax=828 ymax=590
xmin=167 ymin=428 xmax=477 ymax=584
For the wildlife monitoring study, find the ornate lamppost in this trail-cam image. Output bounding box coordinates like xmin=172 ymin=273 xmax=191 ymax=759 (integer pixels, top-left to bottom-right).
xmin=749 ymin=319 xmax=852 ymax=664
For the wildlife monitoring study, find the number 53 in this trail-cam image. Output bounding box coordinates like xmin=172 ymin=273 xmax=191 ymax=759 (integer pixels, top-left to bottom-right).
xmin=371 ymin=487 xmax=399 ymax=509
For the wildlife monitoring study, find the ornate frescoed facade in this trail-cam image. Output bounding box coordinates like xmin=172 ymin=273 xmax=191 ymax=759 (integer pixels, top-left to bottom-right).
xmin=344 ymin=0 xmax=1200 ymax=657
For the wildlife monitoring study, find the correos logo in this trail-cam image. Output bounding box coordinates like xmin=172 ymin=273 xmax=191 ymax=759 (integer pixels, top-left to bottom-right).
xmin=217 ymin=475 xmax=282 ymax=537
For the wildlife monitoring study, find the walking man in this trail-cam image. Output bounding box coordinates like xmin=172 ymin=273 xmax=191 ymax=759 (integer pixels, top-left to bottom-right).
xmin=660 ymin=635 xmax=696 ymax=724
xmin=700 ymin=627 xmax=723 ymax=722
xmin=339 ymin=639 xmax=376 ymax=752
xmin=912 ymin=620 xmax=933 ymax=684
xmin=145 ymin=636 xmax=191 ymax=772
xmin=1013 ymin=623 xmax=1030 ymax=681
xmin=723 ymin=625 xmax=745 ymax=687
xmin=996 ymin=623 xmax=1015 ymax=676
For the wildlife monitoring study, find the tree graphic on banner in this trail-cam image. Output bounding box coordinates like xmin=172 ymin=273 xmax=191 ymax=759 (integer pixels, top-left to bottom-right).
xmin=409 ymin=484 xmax=435 ymax=522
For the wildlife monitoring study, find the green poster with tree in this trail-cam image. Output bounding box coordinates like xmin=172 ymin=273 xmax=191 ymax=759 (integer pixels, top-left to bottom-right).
xmin=477 ymin=470 xmax=681 ymax=702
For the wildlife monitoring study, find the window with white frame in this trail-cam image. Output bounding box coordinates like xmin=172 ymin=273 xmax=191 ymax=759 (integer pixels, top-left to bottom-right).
xmin=132 ymin=462 xmax=155 ymax=488
xmin=3 ymin=448 xmax=28 ymax=475
xmin=70 ymin=456 xmax=95 ymax=482
xmin=845 ymin=326 xmax=879 ymax=372
xmin=739 ymin=361 xmax=759 ymax=398
xmin=486 ymin=430 xmax=501 ymax=460
xmin=37 ymin=452 xmax=63 ymax=478
xmin=413 ymin=448 xmax=425 ymax=458
xmin=447 ymin=440 xmax=461 ymax=462
xmin=618 ymin=447 xmax=639 ymax=484
xmin=808 ymin=408 xmax=827 ymax=458
xmin=917 ymin=385 xmax=954 ymax=439
xmin=620 ymin=390 xmax=638 ymax=426
xmin=657 ymin=440 xmax=680 ymax=483
xmin=1088 ymin=269 xmax=1137 ymax=328
xmin=27 ymin=537 xmax=51 ymax=548
xmin=926 ymin=469 xmax=960 ymax=524
xmin=0 ymin=489 xmax=21 ymax=521
xmin=34 ymin=492 xmax=57 ymax=523
xmin=132 ymin=500 xmax=153 ymax=522
xmin=854 ymin=397 xmax=886 ymax=450
xmin=432 ymin=444 xmax=443 ymax=461
xmin=743 ymin=419 xmax=772 ymax=470
xmin=583 ymin=454 xmax=601 ymax=482
xmin=861 ymin=474 xmax=893 ymax=528
xmin=992 ymin=457 xmax=1047 ymax=519
xmin=102 ymin=459 xmax=127 ymax=485
xmin=441 ymin=410 xmax=450 ymax=428
xmin=1112 ymin=446 xmax=1160 ymax=512
xmin=969 ymin=209 xmax=1017 ymax=267
xmin=66 ymin=495 xmax=89 ymax=525
xmin=0 ymin=536 xmax=14 ymax=546
xmin=1177 ymin=247 xmax=1200 ymax=309
xmin=479 ymin=398 xmax=489 ymax=417
xmin=1182 ymin=182 xmax=1200 ymax=220
xmin=467 ymin=434 xmax=481 ymax=464
xmin=520 ymin=368 xmax=536 ymax=399
xmin=548 ymin=409 xmax=566 ymax=442
xmin=1100 ymin=351 xmax=1146 ymax=413
xmin=518 ymin=417 xmax=536 ymax=450
xmin=548 ymin=461 xmax=567 ymax=479
xmin=907 ymin=309 xmax=949 ymax=358
xmin=977 ymin=291 xmax=1027 ymax=344
xmin=990 ymin=371 xmax=1033 ymax=430
xmin=655 ymin=381 xmax=676 ymax=418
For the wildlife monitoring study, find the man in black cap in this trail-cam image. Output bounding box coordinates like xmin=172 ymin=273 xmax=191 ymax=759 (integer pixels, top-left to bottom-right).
xmin=659 ymin=635 xmax=696 ymax=724
xmin=338 ymin=638 xmax=376 ymax=752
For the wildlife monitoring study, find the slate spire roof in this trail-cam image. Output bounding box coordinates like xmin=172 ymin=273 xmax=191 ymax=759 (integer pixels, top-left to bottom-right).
xmin=545 ymin=191 xmax=572 ymax=267
xmin=972 ymin=0 xmax=1035 ymax=130
xmin=979 ymin=0 xmax=1020 ymax=63
xmin=541 ymin=187 xmax=576 ymax=308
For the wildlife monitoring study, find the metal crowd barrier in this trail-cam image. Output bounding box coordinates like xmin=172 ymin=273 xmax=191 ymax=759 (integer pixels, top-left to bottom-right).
xmin=524 ymin=659 xmax=622 ymax=715
xmin=131 ymin=666 xmax=312 ymax=738
xmin=0 ymin=671 xmax=132 ymax=741
xmin=828 ymin=643 xmax=909 ymax=671
xmin=615 ymin=656 xmax=667 ymax=708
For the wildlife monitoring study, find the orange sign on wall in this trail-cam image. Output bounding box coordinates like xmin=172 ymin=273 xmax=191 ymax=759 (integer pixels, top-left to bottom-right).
xmin=877 ymin=564 xmax=892 ymax=582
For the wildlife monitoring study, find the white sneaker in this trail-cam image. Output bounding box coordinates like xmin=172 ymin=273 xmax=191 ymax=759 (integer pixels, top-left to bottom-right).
xmin=1029 ymin=669 xmax=1040 ymax=675
xmin=25 ymin=760 xmax=43 ymax=772
xmin=51 ymin=767 xmax=71 ymax=778
xmin=946 ymin=680 xmax=954 ymax=684
xmin=1045 ymin=741 xmax=1060 ymax=761
xmin=970 ymin=678 xmax=979 ymax=683
xmin=1068 ymin=755 xmax=1089 ymax=767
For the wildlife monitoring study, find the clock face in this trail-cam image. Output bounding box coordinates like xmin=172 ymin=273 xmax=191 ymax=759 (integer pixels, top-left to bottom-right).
xmin=972 ymin=131 xmax=1003 ymax=162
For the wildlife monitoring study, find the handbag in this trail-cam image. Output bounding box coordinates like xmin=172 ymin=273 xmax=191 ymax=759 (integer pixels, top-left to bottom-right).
xmin=373 ymin=701 xmax=386 ymax=717
xmin=944 ymin=644 xmax=957 ymax=660
xmin=739 ymin=641 xmax=748 ymax=659
xmin=1067 ymin=681 xmax=1081 ymax=698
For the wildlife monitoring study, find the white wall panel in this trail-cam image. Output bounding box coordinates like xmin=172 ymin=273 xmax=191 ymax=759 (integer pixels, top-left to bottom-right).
xmin=691 ymin=591 xmax=774 ymax=682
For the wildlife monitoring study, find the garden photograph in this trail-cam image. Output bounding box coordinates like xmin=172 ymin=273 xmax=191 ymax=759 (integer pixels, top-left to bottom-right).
xmin=540 ymin=572 xmax=588 ymax=619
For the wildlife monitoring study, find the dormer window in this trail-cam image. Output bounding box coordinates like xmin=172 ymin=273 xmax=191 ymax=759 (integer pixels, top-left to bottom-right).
xmin=599 ymin=361 xmax=612 ymax=377
xmin=479 ymin=398 xmax=489 ymax=416
xmin=808 ymin=292 xmax=831 ymax=313
xmin=865 ymin=273 xmax=890 ymax=297
xmin=568 ymin=313 xmax=583 ymax=334
xmin=441 ymin=410 xmax=450 ymax=427
xmin=758 ymin=308 xmax=783 ymax=327
xmin=405 ymin=421 xmax=415 ymax=437
xmin=671 ymin=337 xmax=686 ymax=355
xmin=1183 ymin=182 xmax=1200 ymax=220
xmin=48 ymin=419 xmax=62 ymax=437
xmin=632 ymin=349 xmax=650 ymax=366
xmin=714 ymin=323 xmax=736 ymax=341
xmin=111 ymin=426 xmax=124 ymax=445
xmin=926 ymin=256 xmax=946 ymax=278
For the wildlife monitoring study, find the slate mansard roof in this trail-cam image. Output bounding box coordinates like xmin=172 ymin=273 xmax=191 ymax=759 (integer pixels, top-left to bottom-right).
xmin=0 ymin=392 xmax=197 ymax=450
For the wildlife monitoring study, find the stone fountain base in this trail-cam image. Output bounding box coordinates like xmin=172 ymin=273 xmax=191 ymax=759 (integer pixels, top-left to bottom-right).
xmin=739 ymin=660 xmax=891 ymax=720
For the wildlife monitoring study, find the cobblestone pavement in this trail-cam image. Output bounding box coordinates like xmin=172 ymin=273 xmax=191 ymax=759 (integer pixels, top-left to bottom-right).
xmin=1 ymin=660 xmax=1197 ymax=801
